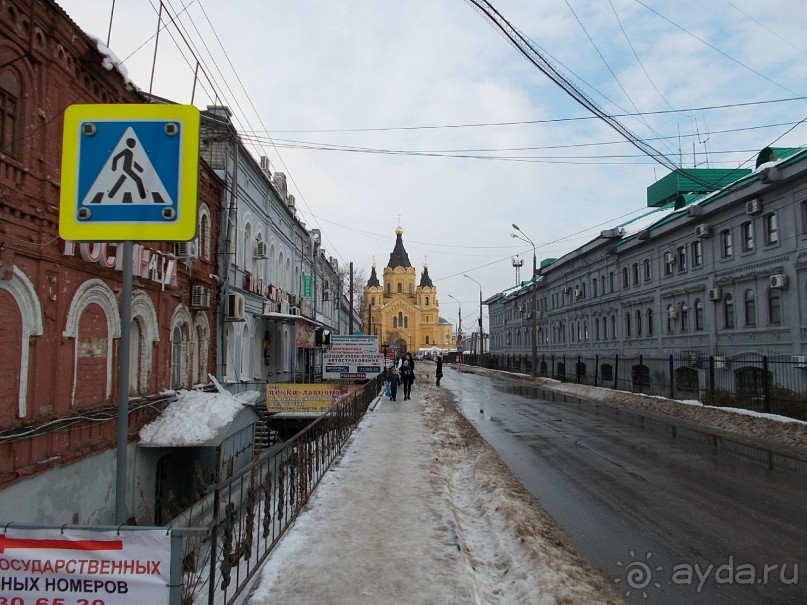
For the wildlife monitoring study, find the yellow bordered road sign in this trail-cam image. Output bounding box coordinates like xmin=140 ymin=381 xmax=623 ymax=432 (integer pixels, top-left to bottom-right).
xmin=59 ymin=104 xmax=200 ymax=241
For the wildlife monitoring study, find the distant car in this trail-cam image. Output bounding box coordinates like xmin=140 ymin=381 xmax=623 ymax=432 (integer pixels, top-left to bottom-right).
xmin=414 ymin=353 xmax=424 ymax=361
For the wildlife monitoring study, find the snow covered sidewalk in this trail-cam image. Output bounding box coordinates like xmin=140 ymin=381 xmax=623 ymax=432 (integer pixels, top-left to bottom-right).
xmin=246 ymin=380 xmax=618 ymax=605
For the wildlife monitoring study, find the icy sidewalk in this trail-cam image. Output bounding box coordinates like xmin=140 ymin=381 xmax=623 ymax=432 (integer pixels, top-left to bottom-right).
xmin=246 ymin=380 xmax=618 ymax=605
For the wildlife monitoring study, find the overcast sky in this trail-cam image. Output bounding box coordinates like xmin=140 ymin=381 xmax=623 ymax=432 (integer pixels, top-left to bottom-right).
xmin=57 ymin=0 xmax=807 ymax=330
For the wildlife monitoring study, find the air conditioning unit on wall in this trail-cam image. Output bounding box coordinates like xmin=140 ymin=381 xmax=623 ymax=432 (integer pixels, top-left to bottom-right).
xmin=255 ymin=241 xmax=268 ymax=259
xmin=226 ymin=293 xmax=245 ymax=320
xmin=695 ymin=224 xmax=711 ymax=238
xmin=770 ymin=274 xmax=788 ymax=289
xmin=745 ymin=199 xmax=762 ymax=215
xmin=708 ymin=287 xmax=722 ymax=301
xmin=175 ymin=241 xmax=197 ymax=258
xmin=668 ymin=307 xmax=678 ymax=320
xmin=190 ymin=285 xmax=210 ymax=309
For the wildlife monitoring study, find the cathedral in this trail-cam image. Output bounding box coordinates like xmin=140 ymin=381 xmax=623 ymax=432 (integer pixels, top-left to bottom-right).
xmin=363 ymin=225 xmax=454 ymax=354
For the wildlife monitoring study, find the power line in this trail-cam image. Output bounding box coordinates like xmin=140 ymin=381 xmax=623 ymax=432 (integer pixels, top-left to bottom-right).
xmin=240 ymin=96 xmax=807 ymax=134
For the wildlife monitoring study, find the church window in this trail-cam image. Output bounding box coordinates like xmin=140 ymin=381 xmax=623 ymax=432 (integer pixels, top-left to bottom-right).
xmin=393 ymin=317 xmax=397 ymax=328
xmin=426 ymin=335 xmax=430 ymax=344
xmin=425 ymin=296 xmax=430 ymax=306
xmin=0 ymin=69 xmax=20 ymax=157
xmin=404 ymin=316 xmax=409 ymax=328
xmin=398 ymin=282 xmax=402 ymax=293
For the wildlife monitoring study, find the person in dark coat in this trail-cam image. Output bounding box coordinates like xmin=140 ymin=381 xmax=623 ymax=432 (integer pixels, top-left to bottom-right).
xmin=404 ymin=352 xmax=415 ymax=375
xmin=435 ymin=355 xmax=443 ymax=386
xmin=400 ymin=361 xmax=414 ymax=400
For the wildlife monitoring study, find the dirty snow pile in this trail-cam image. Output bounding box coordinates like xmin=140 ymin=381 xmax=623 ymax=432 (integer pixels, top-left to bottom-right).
xmin=139 ymin=390 xmax=245 ymax=446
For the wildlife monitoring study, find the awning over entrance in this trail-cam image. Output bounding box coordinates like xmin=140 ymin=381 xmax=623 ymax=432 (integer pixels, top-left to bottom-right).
xmin=262 ymin=311 xmax=322 ymax=326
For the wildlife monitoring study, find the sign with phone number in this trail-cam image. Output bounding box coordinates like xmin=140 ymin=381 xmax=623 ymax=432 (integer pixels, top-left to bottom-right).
xmin=0 ymin=529 xmax=170 ymax=605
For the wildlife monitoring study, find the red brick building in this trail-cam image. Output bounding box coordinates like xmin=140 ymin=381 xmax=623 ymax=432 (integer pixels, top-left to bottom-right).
xmin=0 ymin=0 xmax=223 ymax=523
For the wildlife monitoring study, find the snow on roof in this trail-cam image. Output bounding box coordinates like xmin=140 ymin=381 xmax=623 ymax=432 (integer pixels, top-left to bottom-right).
xmin=139 ymin=390 xmax=247 ymax=447
xmin=88 ymin=35 xmax=135 ymax=88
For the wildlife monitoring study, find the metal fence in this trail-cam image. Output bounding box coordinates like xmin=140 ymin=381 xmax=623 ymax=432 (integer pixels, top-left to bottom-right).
xmin=176 ymin=375 xmax=383 ymax=605
xmin=469 ymin=352 xmax=807 ymax=421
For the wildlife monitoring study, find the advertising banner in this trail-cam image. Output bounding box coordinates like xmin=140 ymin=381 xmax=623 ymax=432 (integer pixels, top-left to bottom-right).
xmin=0 ymin=528 xmax=170 ymax=604
xmin=294 ymin=320 xmax=316 ymax=349
xmin=329 ymin=335 xmax=378 ymax=355
xmin=266 ymin=383 xmax=348 ymax=413
xmin=322 ymin=335 xmax=382 ymax=380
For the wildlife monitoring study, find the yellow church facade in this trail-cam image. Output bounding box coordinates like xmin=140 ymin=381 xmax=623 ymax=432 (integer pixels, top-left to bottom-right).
xmin=363 ymin=225 xmax=454 ymax=354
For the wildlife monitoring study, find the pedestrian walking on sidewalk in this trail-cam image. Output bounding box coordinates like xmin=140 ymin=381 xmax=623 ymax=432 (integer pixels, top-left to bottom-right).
xmin=400 ymin=361 xmax=414 ymax=400
xmin=387 ymin=368 xmax=400 ymax=401
xmin=435 ymin=355 xmax=443 ymax=386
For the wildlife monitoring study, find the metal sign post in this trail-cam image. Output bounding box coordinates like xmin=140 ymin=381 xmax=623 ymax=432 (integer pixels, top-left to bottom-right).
xmin=59 ymin=104 xmax=200 ymax=524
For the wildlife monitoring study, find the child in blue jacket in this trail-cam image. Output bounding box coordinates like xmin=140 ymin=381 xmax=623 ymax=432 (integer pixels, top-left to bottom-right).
xmin=387 ymin=368 xmax=400 ymax=401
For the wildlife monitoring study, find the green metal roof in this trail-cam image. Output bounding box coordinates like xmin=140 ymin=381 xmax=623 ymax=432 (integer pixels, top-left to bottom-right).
xmin=646 ymin=168 xmax=751 ymax=207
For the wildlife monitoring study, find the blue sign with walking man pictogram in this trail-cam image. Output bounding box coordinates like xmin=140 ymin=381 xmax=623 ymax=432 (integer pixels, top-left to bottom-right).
xmin=59 ymin=104 xmax=199 ymax=242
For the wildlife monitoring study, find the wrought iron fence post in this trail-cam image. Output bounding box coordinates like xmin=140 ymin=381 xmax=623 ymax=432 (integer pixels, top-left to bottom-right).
xmin=613 ymin=354 xmax=619 ymax=390
xmin=208 ymin=484 xmax=220 ymax=604
xmin=594 ymin=354 xmax=599 ymax=387
xmin=669 ymin=354 xmax=675 ymax=400
xmin=762 ymin=355 xmax=770 ymax=413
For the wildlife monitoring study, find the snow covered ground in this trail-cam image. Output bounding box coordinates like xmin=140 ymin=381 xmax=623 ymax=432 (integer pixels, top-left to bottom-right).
xmin=246 ymin=378 xmax=620 ymax=605
xmin=245 ymin=364 xmax=806 ymax=605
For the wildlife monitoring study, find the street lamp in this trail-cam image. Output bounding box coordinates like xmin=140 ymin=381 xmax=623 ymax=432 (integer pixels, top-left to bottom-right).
xmin=448 ymin=294 xmax=462 ymax=347
xmin=463 ymin=274 xmax=484 ymax=360
xmin=511 ymin=224 xmax=537 ymax=378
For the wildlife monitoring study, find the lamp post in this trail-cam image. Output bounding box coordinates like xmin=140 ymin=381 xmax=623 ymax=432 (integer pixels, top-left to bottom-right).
xmin=463 ymin=274 xmax=484 ymax=360
xmin=448 ymin=294 xmax=462 ymax=349
xmin=512 ymin=224 xmax=537 ymax=377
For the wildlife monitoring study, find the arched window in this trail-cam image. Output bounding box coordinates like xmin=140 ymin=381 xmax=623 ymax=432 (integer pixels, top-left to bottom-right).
xmin=425 ymin=296 xmax=430 ymax=306
xmin=243 ymin=223 xmax=252 ymax=273
xmin=694 ymin=298 xmax=704 ymax=331
xmin=611 ymin=315 xmax=616 ymax=340
xmin=768 ymin=288 xmax=782 ymax=325
xmin=269 ymin=244 xmax=276 ymax=283
xmin=393 ymin=316 xmax=397 ymax=328
xmin=624 ymin=312 xmax=631 ymax=338
xmin=241 ymin=324 xmax=251 ymax=381
xmin=171 ymin=326 xmax=183 ymax=389
xmin=635 ymin=310 xmax=642 ymax=337
xmin=725 ymin=294 xmax=735 ymax=329
xmin=129 ymin=319 xmax=143 ymax=395
xmin=647 ymin=307 xmax=654 ymax=336
xmin=744 ymin=290 xmax=756 ymax=327
xmin=198 ymin=208 xmax=211 ymax=260
xmin=0 ymin=68 xmax=20 ymax=157
xmin=426 ymin=335 xmax=430 ymax=344
xmin=680 ymin=302 xmax=689 ymax=332
xmin=667 ymin=305 xmax=675 ymax=334
xmin=595 ymin=317 xmax=600 ymax=340
xmin=398 ymin=311 xmax=403 ymax=326
xmin=404 ymin=316 xmax=409 ymax=328
xmin=397 ymin=282 xmax=402 ymax=293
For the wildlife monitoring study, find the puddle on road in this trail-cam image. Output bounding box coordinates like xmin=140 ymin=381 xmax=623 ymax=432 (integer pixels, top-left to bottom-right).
xmin=498 ymin=384 xmax=583 ymax=405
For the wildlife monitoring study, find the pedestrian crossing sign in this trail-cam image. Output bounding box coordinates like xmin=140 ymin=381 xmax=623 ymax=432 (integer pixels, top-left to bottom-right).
xmin=59 ymin=104 xmax=200 ymax=241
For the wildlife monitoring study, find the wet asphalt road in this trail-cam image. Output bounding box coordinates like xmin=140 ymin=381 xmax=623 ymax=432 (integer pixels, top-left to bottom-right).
xmin=440 ymin=365 xmax=807 ymax=605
